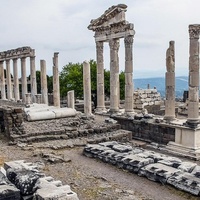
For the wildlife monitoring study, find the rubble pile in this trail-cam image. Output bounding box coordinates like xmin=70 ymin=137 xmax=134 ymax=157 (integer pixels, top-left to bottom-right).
xmin=10 ymin=116 xmax=132 ymax=145
xmin=83 ymin=141 xmax=200 ymax=196
xmin=0 ymin=160 xmax=79 ymax=200
xmin=133 ymin=89 xmax=161 ymax=110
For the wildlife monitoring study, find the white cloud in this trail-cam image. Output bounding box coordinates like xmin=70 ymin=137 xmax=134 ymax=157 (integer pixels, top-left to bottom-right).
xmin=0 ymin=0 xmax=199 ymax=78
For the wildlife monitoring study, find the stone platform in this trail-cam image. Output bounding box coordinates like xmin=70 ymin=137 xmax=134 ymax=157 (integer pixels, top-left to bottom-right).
xmin=83 ymin=141 xmax=200 ymax=196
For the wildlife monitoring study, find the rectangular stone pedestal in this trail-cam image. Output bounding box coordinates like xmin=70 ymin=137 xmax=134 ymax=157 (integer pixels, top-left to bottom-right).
xmin=167 ymin=127 xmax=200 ymax=160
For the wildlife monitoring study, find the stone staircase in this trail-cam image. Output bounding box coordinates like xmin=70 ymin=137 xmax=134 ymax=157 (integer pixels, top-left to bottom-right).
xmin=10 ymin=116 xmax=132 ymax=145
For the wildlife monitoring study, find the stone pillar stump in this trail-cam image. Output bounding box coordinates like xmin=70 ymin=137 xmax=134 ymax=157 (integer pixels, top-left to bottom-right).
xmin=83 ymin=61 xmax=92 ymax=115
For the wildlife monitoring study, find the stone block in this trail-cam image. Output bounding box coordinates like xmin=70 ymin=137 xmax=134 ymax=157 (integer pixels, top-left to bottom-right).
xmin=167 ymin=172 xmax=200 ymax=196
xmin=33 ymin=176 xmax=79 ymax=200
xmin=138 ymin=163 xmax=180 ymax=183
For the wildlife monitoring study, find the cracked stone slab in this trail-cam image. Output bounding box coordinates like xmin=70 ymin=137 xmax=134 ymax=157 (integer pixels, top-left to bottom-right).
xmin=138 ymin=163 xmax=180 ymax=183
xmin=167 ymin=172 xmax=200 ymax=196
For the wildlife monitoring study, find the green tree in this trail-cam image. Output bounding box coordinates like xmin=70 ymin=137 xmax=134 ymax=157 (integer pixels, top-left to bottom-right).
xmin=59 ymin=60 xmax=126 ymax=100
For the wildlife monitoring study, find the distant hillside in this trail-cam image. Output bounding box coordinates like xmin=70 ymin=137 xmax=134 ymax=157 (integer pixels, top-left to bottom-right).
xmin=134 ymin=76 xmax=188 ymax=97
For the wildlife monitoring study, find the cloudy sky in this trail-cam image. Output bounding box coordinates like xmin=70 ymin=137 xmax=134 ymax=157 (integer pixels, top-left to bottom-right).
xmin=0 ymin=0 xmax=200 ymax=78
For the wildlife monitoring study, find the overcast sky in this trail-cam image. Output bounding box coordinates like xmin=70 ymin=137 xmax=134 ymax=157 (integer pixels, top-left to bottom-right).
xmin=0 ymin=0 xmax=200 ymax=78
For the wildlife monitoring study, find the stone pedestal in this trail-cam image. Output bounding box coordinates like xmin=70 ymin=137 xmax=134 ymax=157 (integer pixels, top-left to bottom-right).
xmin=67 ymin=90 xmax=75 ymax=109
xmin=25 ymin=93 xmax=31 ymax=104
xmin=96 ymin=41 xmax=105 ymax=111
xmin=167 ymin=126 xmax=200 ymax=160
xmin=13 ymin=58 xmax=19 ymax=101
xmin=40 ymin=60 xmax=48 ymax=105
xmin=83 ymin=61 xmax=92 ymax=115
xmin=35 ymin=94 xmax=42 ymax=104
xmin=30 ymin=55 xmax=37 ymax=103
xmin=0 ymin=61 xmax=6 ymax=100
xmin=6 ymin=59 xmax=12 ymax=100
xmin=109 ymin=39 xmax=120 ymax=113
xmin=124 ymin=36 xmax=134 ymax=113
xmin=186 ymin=25 xmax=200 ymax=127
xmin=21 ymin=57 xmax=27 ymax=102
xmin=53 ymin=53 xmax=60 ymax=108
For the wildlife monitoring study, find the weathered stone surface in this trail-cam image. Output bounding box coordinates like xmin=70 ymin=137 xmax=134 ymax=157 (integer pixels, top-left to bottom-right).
xmin=139 ymin=163 xmax=180 ymax=183
xmin=83 ymin=142 xmax=200 ymax=196
xmin=33 ymin=176 xmax=79 ymax=200
xmin=6 ymin=168 xmax=39 ymax=195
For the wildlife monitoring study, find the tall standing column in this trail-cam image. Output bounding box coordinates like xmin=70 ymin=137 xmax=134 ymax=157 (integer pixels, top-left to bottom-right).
xmin=164 ymin=41 xmax=175 ymax=120
xmin=6 ymin=59 xmax=12 ymax=100
xmin=0 ymin=61 xmax=6 ymax=99
xmin=13 ymin=58 xmax=19 ymax=101
xmin=96 ymin=41 xmax=105 ymax=111
xmin=53 ymin=52 xmax=60 ymax=107
xmin=21 ymin=57 xmax=27 ymax=102
xmin=187 ymin=25 xmax=200 ymax=127
xmin=83 ymin=61 xmax=92 ymax=115
xmin=109 ymin=39 xmax=120 ymax=112
xmin=40 ymin=60 xmax=48 ymax=104
xmin=124 ymin=35 xmax=134 ymax=113
xmin=30 ymin=55 xmax=37 ymax=103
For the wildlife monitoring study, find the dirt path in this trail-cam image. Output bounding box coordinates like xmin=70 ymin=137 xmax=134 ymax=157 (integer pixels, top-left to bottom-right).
xmin=0 ymin=137 xmax=199 ymax=200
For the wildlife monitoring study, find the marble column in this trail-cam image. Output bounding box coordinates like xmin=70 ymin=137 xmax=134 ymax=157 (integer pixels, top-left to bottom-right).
xmin=67 ymin=90 xmax=75 ymax=109
xmin=53 ymin=52 xmax=60 ymax=107
xmin=164 ymin=41 xmax=175 ymax=121
xmin=30 ymin=55 xmax=37 ymax=103
xmin=109 ymin=39 xmax=120 ymax=112
xmin=21 ymin=57 xmax=27 ymax=102
xmin=187 ymin=24 xmax=200 ymax=127
xmin=40 ymin=60 xmax=48 ymax=105
xmin=83 ymin=61 xmax=92 ymax=115
xmin=0 ymin=61 xmax=6 ymax=99
xmin=13 ymin=58 xmax=19 ymax=101
xmin=96 ymin=41 xmax=105 ymax=111
xmin=124 ymin=35 xmax=134 ymax=113
xmin=6 ymin=59 xmax=12 ymax=100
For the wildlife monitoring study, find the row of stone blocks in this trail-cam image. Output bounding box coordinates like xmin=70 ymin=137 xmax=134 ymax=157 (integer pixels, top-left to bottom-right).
xmin=83 ymin=141 xmax=200 ymax=196
xmin=0 ymin=160 xmax=79 ymax=200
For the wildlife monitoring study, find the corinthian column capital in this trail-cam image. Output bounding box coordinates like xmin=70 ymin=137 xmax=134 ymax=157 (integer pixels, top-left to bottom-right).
xmin=124 ymin=35 xmax=133 ymax=48
xmin=109 ymin=39 xmax=120 ymax=51
xmin=189 ymin=24 xmax=200 ymax=39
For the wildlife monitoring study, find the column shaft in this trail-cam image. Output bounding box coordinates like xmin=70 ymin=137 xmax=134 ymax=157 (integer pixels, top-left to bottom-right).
xmin=53 ymin=52 xmax=60 ymax=107
xmin=96 ymin=41 xmax=105 ymax=111
xmin=30 ymin=55 xmax=37 ymax=103
xmin=13 ymin=58 xmax=19 ymax=101
xmin=164 ymin=41 xmax=175 ymax=120
xmin=187 ymin=25 xmax=200 ymax=127
xmin=83 ymin=61 xmax=92 ymax=115
xmin=6 ymin=60 xmax=12 ymax=100
xmin=124 ymin=36 xmax=134 ymax=112
xmin=21 ymin=57 xmax=27 ymax=102
xmin=0 ymin=61 xmax=6 ymax=99
xmin=109 ymin=39 xmax=120 ymax=112
xmin=67 ymin=90 xmax=75 ymax=109
xmin=40 ymin=60 xmax=48 ymax=104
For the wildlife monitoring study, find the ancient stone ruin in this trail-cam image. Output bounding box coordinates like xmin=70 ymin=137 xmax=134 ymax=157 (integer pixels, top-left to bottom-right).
xmin=88 ymin=4 xmax=134 ymax=113
xmin=1 ymin=3 xmax=200 ymax=200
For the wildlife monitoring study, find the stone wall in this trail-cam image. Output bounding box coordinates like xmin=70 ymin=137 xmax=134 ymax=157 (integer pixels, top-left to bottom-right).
xmin=134 ymin=89 xmax=161 ymax=110
xmin=113 ymin=116 xmax=175 ymax=144
xmin=0 ymin=106 xmax=24 ymax=139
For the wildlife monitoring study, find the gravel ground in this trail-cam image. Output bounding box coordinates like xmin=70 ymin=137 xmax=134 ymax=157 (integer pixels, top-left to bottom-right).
xmin=0 ymin=134 xmax=199 ymax=200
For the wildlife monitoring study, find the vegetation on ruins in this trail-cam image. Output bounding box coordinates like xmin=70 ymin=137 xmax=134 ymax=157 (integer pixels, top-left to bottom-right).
xmin=59 ymin=60 xmax=125 ymax=100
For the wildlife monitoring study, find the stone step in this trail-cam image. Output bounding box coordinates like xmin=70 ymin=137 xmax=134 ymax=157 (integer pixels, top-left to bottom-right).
xmin=12 ymin=130 xmax=132 ymax=144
